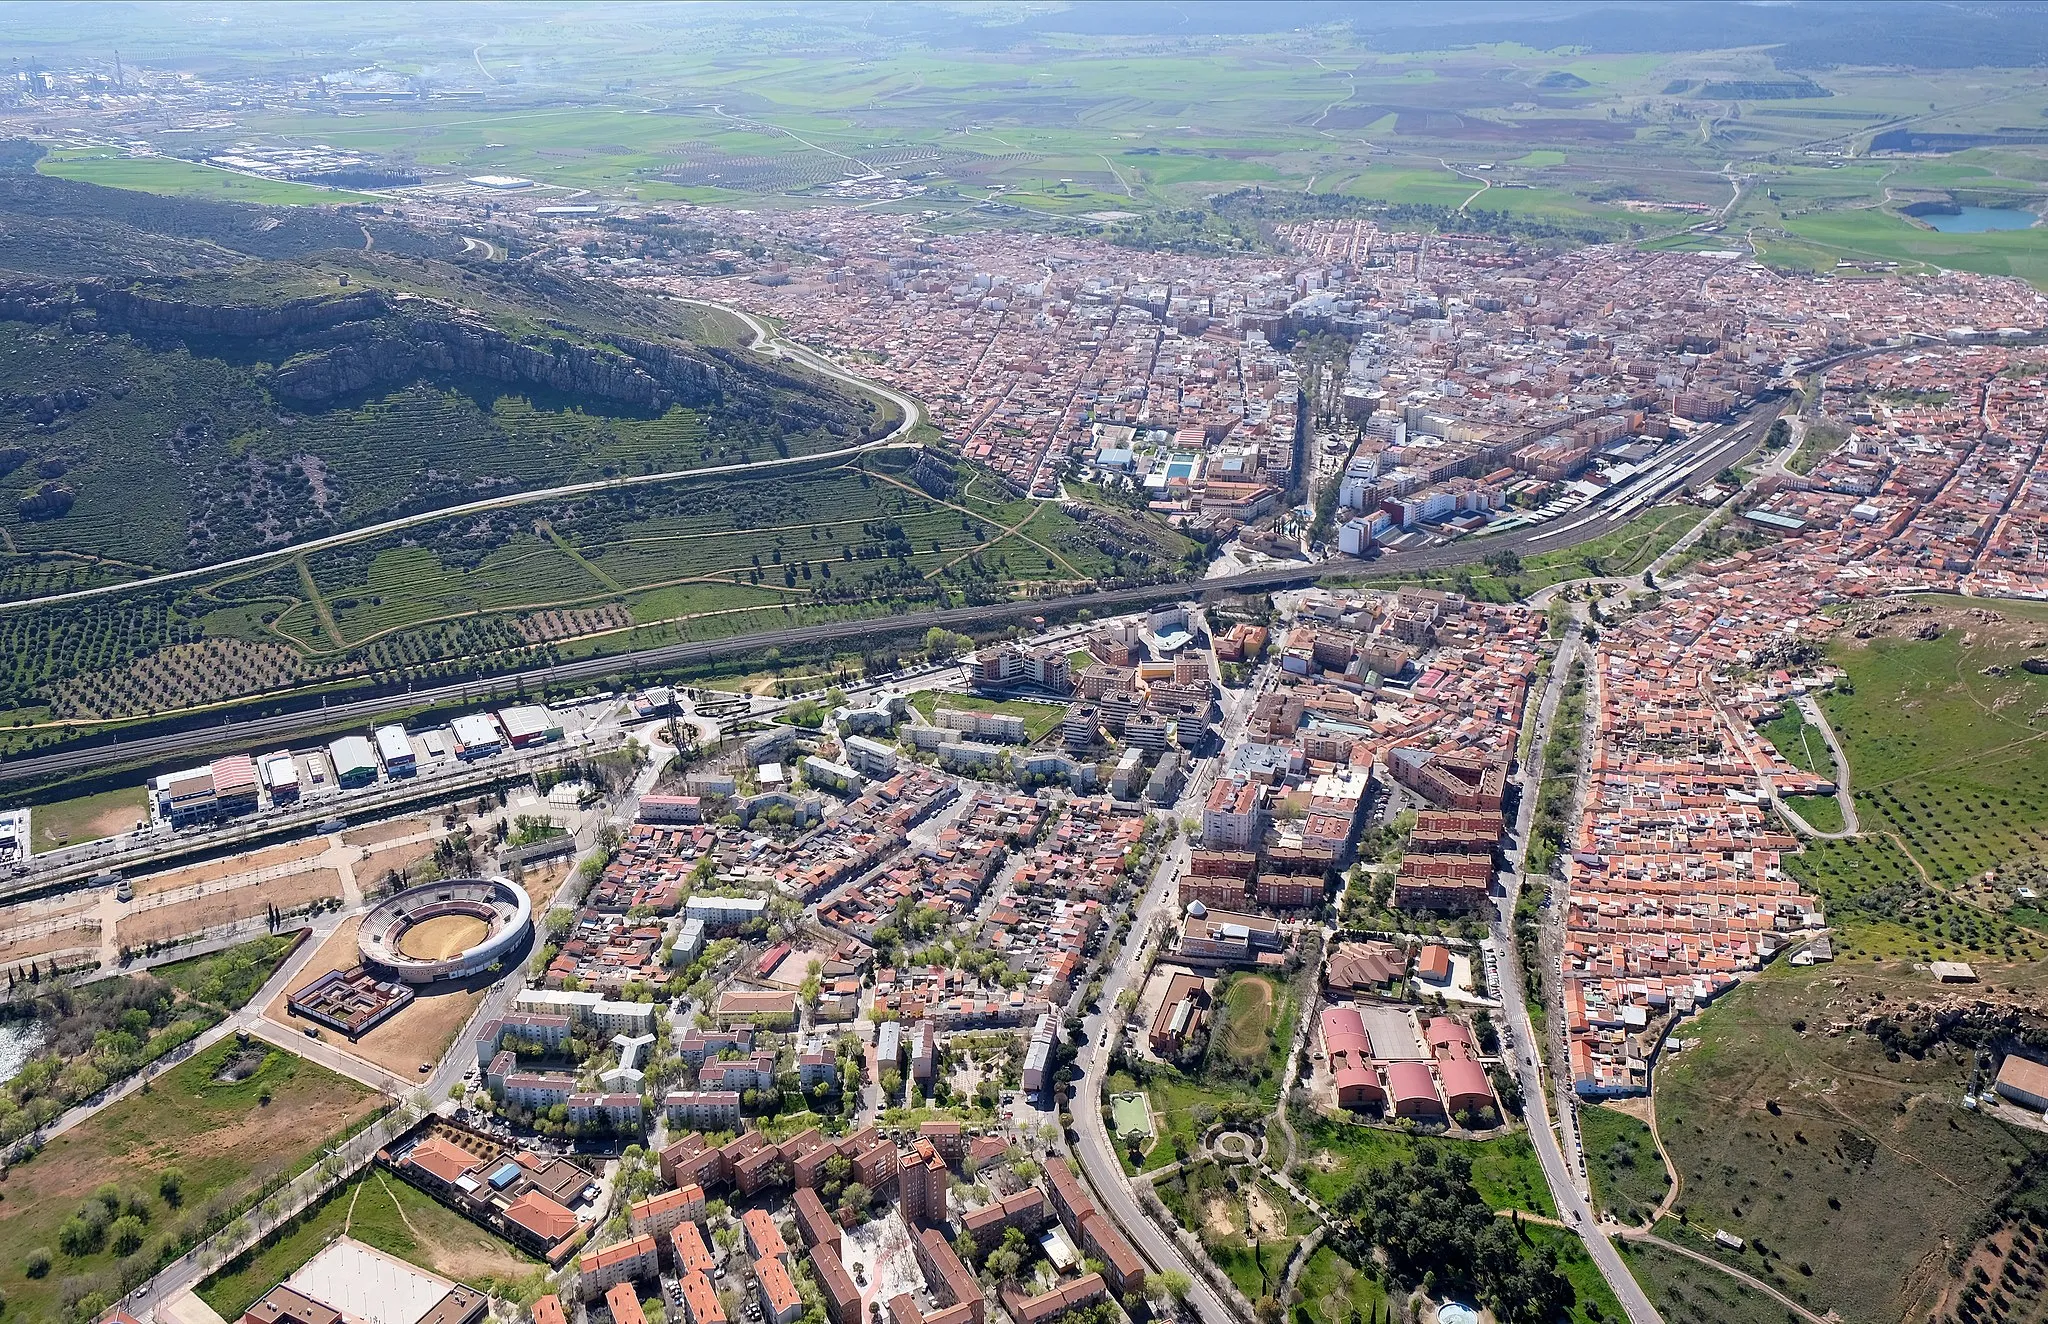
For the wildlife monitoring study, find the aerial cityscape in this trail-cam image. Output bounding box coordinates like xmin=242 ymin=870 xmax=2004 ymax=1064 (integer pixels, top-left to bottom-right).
xmin=2 ymin=4 xmax=2048 ymax=1324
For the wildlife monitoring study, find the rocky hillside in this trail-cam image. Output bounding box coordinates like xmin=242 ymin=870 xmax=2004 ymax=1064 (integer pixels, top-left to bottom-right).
xmin=0 ymin=170 xmax=888 ymax=571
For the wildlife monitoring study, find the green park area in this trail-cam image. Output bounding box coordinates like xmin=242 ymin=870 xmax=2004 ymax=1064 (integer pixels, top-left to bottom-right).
xmin=0 ymin=1035 xmax=381 ymax=1324
xmin=199 ymin=1170 xmax=543 ymax=1320
xmin=151 ymin=933 xmax=307 ymax=1011
xmin=1578 ymin=1104 xmax=1670 ymax=1228
xmin=910 ymin=691 xmax=1069 ymax=744
xmin=1290 ymin=1108 xmax=1556 ymax=1219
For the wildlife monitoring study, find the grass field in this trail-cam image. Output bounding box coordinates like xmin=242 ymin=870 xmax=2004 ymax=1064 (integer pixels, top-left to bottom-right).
xmin=1580 ymin=1104 xmax=1670 ymax=1227
xmin=909 ymin=691 xmax=1067 ymax=743
xmin=1783 ymin=794 xmax=1845 ymax=834
xmin=1527 ymin=1223 xmax=1630 ymax=1324
xmin=1783 ymin=598 xmax=2048 ymax=960
xmin=1653 ymin=962 xmax=2048 ymax=1324
xmin=1295 ymin=1243 xmax=1391 ymax=1324
xmin=1619 ymin=1239 xmax=1794 ymax=1324
xmin=199 ymin=1170 xmax=543 ymax=1321
xmin=36 ymin=154 xmax=382 ymax=205
xmin=0 ymin=1035 xmax=379 ymax=1324
xmin=28 ymin=785 xmax=148 ymax=851
xmin=1291 ymin=1107 xmax=1557 ymax=1219
xmin=1758 ymin=705 xmax=1829 ymax=778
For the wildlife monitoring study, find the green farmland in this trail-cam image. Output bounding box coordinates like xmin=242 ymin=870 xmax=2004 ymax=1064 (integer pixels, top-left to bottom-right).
xmin=0 ymin=453 xmax=1196 ymax=758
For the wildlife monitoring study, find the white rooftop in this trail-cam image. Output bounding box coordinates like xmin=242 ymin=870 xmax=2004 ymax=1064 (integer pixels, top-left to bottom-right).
xmin=288 ymin=1237 xmax=458 ymax=1324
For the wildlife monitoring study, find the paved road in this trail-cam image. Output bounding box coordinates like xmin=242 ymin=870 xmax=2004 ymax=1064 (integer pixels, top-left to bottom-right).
xmin=1778 ymin=693 xmax=1859 ymax=839
xmin=1070 ymin=795 xmax=1232 ymax=1323
xmin=0 ymin=429 xmax=1778 ymax=789
xmin=1491 ymin=628 xmax=1666 ymax=1324
xmin=0 ymin=297 xmax=924 ymax=618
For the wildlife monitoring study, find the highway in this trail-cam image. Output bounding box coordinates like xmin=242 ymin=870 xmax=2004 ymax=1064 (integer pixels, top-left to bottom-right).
xmin=0 ymin=397 xmax=1785 ymax=787
xmin=0 ymin=295 xmax=925 ymax=617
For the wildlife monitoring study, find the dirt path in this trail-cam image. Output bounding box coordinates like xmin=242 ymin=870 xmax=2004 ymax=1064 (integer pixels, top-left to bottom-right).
xmin=1623 ymin=1232 xmax=1833 ymax=1324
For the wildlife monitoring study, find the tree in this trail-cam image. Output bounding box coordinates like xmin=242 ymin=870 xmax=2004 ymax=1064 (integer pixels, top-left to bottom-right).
xmin=1154 ymin=1270 xmax=1192 ymax=1305
xmin=109 ymin=1214 xmax=146 ymax=1256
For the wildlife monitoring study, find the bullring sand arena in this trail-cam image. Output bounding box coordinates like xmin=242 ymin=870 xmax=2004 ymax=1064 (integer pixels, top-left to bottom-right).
xmin=358 ymin=877 xmax=531 ymax=984
xmin=396 ymin=913 xmax=491 ymax=961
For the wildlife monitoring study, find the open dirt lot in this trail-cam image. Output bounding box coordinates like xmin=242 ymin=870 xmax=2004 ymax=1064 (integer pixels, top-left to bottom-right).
xmin=398 ymin=914 xmax=488 ymax=960
xmin=342 ymin=817 xmax=435 ymax=849
xmin=267 ymin=915 xmax=489 ymax=1079
xmin=518 ymin=860 xmax=571 ymax=911
xmin=767 ymin=945 xmax=836 ymax=988
xmin=136 ymin=838 xmax=332 ymax=898
xmin=118 ymin=867 xmax=345 ymax=947
xmin=0 ymin=921 xmax=101 ymax=964
xmin=359 ymin=838 xmax=439 ymax=889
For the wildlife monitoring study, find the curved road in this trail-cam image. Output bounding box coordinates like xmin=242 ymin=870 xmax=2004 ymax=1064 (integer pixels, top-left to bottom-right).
xmin=1775 ymin=693 xmax=1859 ymax=839
xmin=0 ymin=297 xmax=924 ymax=617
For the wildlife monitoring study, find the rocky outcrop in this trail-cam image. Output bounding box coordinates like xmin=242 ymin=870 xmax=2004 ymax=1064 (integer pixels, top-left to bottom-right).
xmin=81 ymin=285 xmax=393 ymax=339
xmin=269 ymin=319 xmax=719 ymax=409
xmin=17 ymin=480 xmax=74 ymax=520
xmin=0 ymin=276 xmax=723 ymax=411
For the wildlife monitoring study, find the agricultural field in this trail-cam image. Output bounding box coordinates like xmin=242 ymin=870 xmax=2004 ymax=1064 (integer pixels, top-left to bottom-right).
xmin=1652 ymin=961 xmax=2048 ymax=1324
xmin=35 ymin=152 xmax=381 ymax=205
xmin=1579 ymin=1104 xmax=1671 ymax=1228
xmin=1784 ymin=598 xmax=2048 ymax=960
xmin=198 ymin=1169 xmax=543 ymax=1321
xmin=0 ymin=452 xmax=1196 ymax=749
xmin=0 ymin=1034 xmax=380 ymax=1324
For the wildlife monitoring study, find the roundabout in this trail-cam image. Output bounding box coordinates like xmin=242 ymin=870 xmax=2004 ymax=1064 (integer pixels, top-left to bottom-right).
xmin=359 ymin=876 xmax=531 ymax=984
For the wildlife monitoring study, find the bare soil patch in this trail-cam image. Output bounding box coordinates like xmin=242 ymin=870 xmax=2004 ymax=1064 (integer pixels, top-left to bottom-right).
xmin=348 ymin=986 xmax=487 ymax=1077
xmin=342 ymin=817 xmax=434 ymax=849
xmin=397 ymin=914 xmax=488 ymax=961
xmin=0 ymin=922 xmax=101 ymax=964
xmin=118 ymin=868 xmax=345 ymax=946
xmin=359 ymin=838 xmax=440 ymax=889
xmin=1245 ymin=1184 xmax=1284 ymax=1240
xmin=518 ymin=861 xmax=571 ymax=912
xmin=1603 ymin=1095 xmax=1656 ymax=1124
xmin=1203 ymin=1196 xmax=1239 ymax=1238
xmin=266 ymin=914 xmax=486 ymax=1075
xmin=136 ymin=838 xmax=332 ymax=898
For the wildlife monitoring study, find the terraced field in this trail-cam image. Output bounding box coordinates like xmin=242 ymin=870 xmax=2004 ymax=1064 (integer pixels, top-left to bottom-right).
xmin=0 ymin=453 xmax=1197 ymax=743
